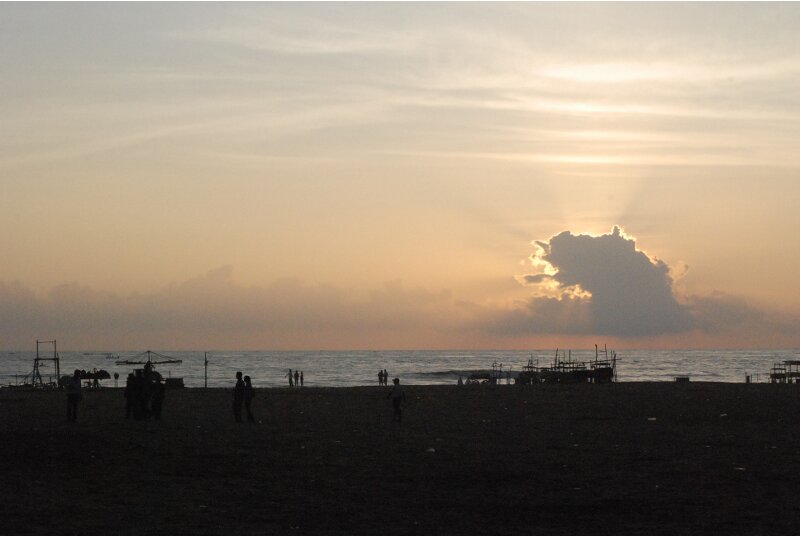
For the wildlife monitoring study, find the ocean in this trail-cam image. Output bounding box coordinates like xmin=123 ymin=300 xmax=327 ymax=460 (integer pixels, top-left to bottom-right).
xmin=2 ymin=349 xmax=798 ymax=388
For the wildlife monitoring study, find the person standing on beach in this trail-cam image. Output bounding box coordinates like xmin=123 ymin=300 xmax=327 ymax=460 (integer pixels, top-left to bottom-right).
xmin=300 ymin=371 xmax=304 ymax=387
xmin=66 ymin=369 xmax=82 ymax=422
xmin=137 ymin=370 xmax=151 ymax=420
xmin=142 ymin=362 xmax=155 ymax=418
xmin=244 ymin=375 xmax=255 ymax=422
xmin=378 ymin=370 xmax=383 ymax=386
xmin=383 ymin=369 xmax=389 ymax=386
xmin=124 ymin=373 xmax=135 ymax=419
xmin=233 ymin=371 xmax=245 ymax=423
xmin=288 ymin=369 xmax=294 ymax=387
xmin=387 ymin=377 xmax=406 ymax=423
xmin=294 ymin=370 xmax=300 ymax=387
xmin=151 ymin=379 xmax=165 ymax=420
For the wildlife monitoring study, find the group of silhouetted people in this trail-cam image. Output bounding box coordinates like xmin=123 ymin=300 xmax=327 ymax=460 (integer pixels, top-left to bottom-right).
xmin=123 ymin=362 xmax=166 ymax=421
xmin=287 ymin=369 xmax=304 ymax=387
xmin=233 ymin=371 xmax=256 ymax=422
xmin=377 ymin=369 xmax=389 ymax=386
xmin=65 ymin=363 xmax=405 ymax=426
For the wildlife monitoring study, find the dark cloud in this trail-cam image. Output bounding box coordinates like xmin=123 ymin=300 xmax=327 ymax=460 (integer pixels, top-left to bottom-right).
xmin=508 ymin=226 xmax=694 ymax=337
xmin=476 ymin=226 xmax=800 ymax=343
xmin=522 ymin=274 xmax=552 ymax=284
xmin=687 ymin=291 xmax=800 ymax=340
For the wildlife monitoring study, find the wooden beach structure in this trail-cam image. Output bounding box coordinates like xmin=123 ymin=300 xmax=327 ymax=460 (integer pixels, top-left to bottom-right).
xmin=769 ymin=360 xmax=800 ymax=383
xmin=518 ymin=344 xmax=617 ymax=385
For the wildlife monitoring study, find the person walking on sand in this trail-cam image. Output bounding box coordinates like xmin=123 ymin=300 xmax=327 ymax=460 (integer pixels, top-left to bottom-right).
xmin=244 ymin=375 xmax=255 ymax=422
xmin=378 ymin=370 xmax=383 ymax=386
xmin=233 ymin=371 xmax=245 ymax=423
xmin=383 ymin=369 xmax=389 ymax=386
xmin=294 ymin=370 xmax=299 ymax=387
xmin=387 ymin=377 xmax=406 ymax=423
xmin=66 ymin=369 xmax=82 ymax=422
xmin=300 ymin=371 xmax=304 ymax=387
xmin=288 ymin=369 xmax=294 ymax=387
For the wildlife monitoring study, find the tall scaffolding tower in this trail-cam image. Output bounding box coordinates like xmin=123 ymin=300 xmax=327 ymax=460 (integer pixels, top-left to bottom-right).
xmin=31 ymin=339 xmax=60 ymax=388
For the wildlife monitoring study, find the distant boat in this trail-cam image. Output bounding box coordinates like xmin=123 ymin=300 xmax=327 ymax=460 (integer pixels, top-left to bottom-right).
xmin=83 ymin=352 xmax=120 ymax=360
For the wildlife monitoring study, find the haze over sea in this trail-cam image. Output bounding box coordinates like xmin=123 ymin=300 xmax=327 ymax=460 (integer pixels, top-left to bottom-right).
xmin=3 ymin=349 xmax=798 ymax=388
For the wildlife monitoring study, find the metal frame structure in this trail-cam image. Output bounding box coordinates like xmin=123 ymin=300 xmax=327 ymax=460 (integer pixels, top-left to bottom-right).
xmin=31 ymin=339 xmax=60 ymax=388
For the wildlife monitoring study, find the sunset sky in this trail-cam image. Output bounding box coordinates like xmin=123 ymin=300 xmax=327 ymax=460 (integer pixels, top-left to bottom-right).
xmin=2 ymin=3 xmax=799 ymax=350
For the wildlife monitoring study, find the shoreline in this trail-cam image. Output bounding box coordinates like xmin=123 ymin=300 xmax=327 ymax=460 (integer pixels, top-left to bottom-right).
xmin=2 ymin=383 xmax=799 ymax=534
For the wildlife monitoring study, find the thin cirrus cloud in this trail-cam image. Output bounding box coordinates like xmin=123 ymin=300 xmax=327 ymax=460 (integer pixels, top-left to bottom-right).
xmin=5 ymin=3 xmax=799 ymax=173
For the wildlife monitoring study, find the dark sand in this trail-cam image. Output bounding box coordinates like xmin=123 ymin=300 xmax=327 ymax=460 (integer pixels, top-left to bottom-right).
xmin=2 ymin=383 xmax=800 ymax=535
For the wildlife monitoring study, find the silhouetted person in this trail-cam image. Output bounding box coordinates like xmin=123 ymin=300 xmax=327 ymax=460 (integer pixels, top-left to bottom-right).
xmin=124 ymin=373 xmax=135 ymax=419
xmin=142 ymin=361 xmax=155 ymax=418
xmin=244 ymin=375 xmax=255 ymax=422
xmin=132 ymin=370 xmax=147 ymax=420
xmin=383 ymin=369 xmax=388 ymax=386
xmin=300 ymin=371 xmax=304 ymax=387
xmin=294 ymin=370 xmax=299 ymax=387
xmin=387 ymin=377 xmax=406 ymax=423
xmin=378 ymin=370 xmax=383 ymax=386
xmin=66 ymin=369 xmax=82 ymax=422
xmin=288 ymin=369 xmax=294 ymax=387
xmin=457 ymin=376 xmax=463 ymax=386
xmin=233 ymin=371 xmax=245 ymax=423
xmin=151 ymin=379 xmax=165 ymax=420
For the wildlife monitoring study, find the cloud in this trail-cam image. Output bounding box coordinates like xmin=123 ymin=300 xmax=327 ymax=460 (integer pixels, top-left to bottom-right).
xmin=0 ymin=268 xmax=459 ymax=350
xmin=1 ymin=240 xmax=798 ymax=350
xmin=686 ymin=291 xmax=800 ymax=342
xmin=500 ymin=226 xmax=694 ymax=337
xmin=473 ymin=226 xmax=800 ymax=345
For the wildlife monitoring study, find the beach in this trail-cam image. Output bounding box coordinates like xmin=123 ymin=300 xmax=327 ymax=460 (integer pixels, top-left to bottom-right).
xmin=2 ymin=382 xmax=800 ymax=535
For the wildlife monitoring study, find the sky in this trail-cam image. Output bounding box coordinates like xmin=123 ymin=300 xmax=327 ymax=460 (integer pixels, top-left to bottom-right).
xmin=1 ymin=3 xmax=800 ymax=350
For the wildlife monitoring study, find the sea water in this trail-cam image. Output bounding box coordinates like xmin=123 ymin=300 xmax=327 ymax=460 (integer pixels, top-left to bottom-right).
xmin=1 ymin=349 xmax=798 ymax=388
